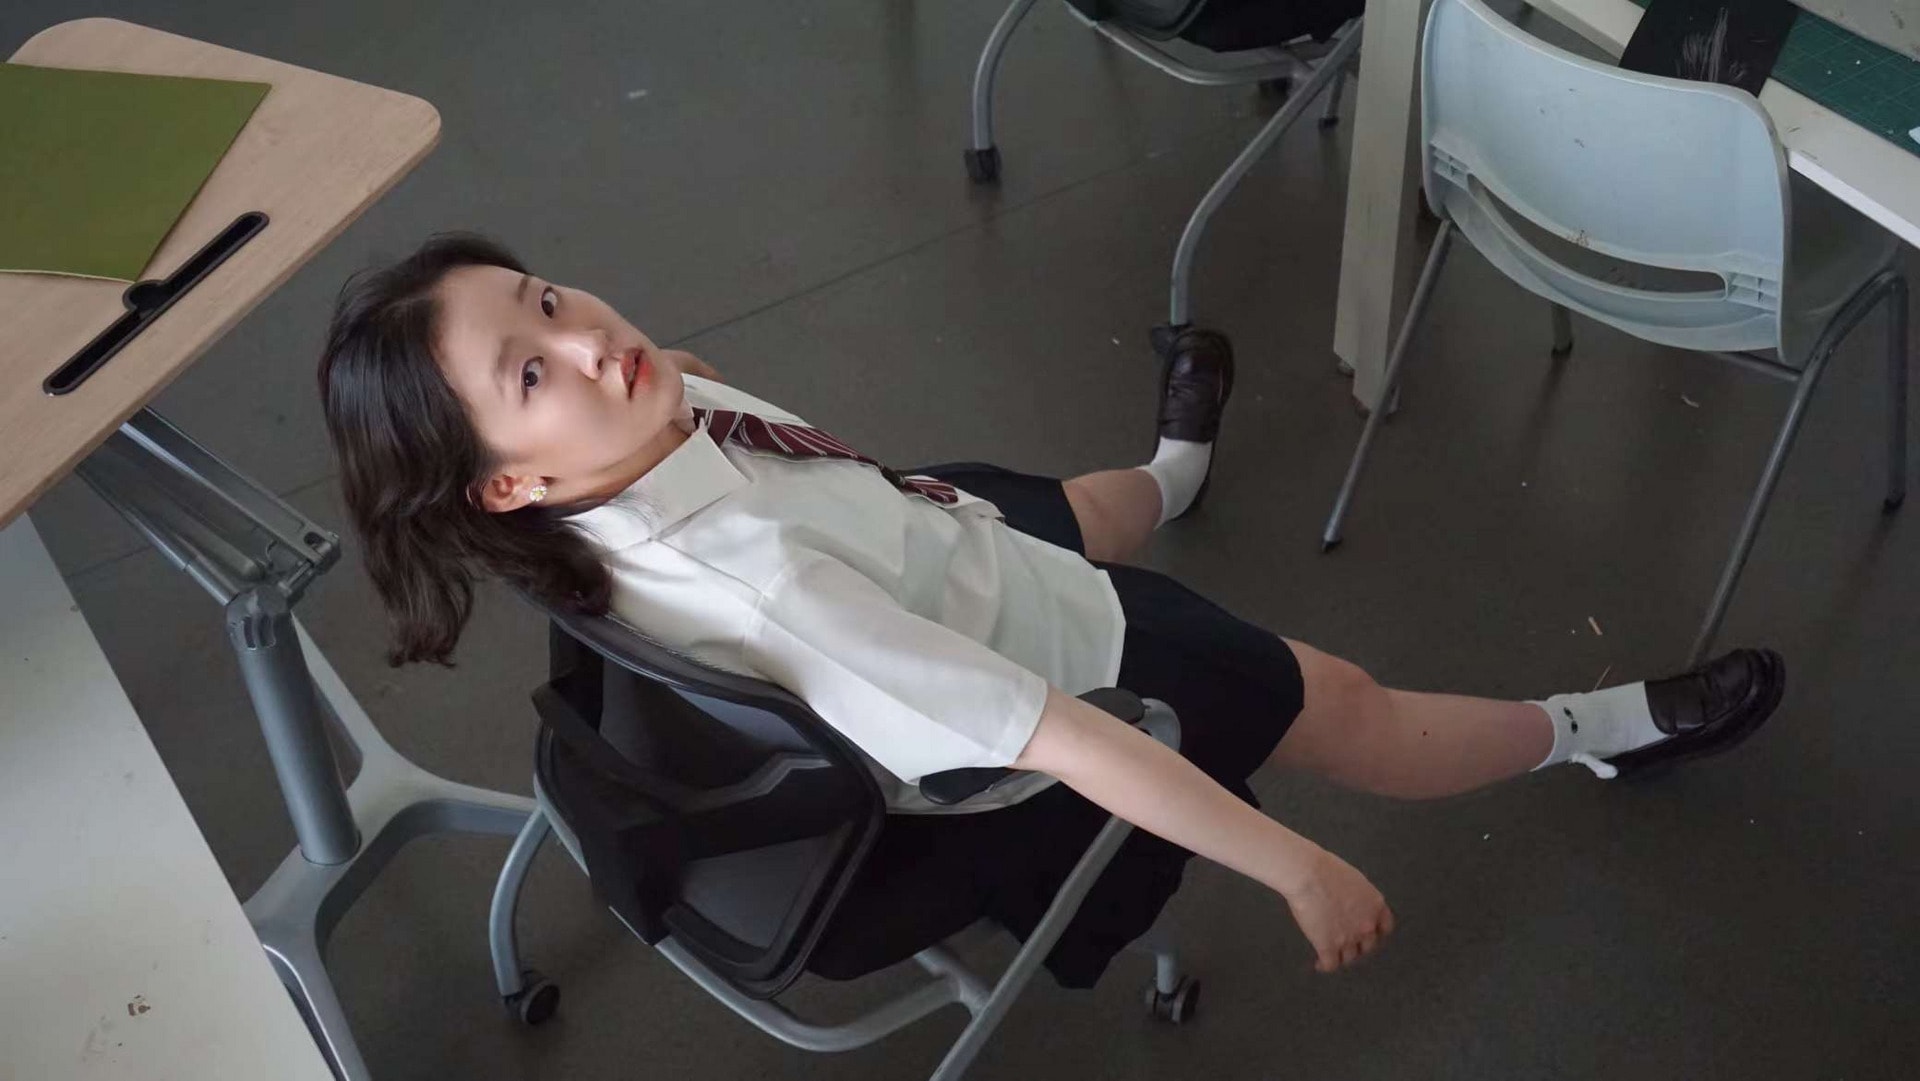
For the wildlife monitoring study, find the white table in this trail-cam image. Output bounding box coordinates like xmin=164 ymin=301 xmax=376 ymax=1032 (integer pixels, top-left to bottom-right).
xmin=1331 ymin=0 xmax=1920 ymax=405
xmin=0 ymin=516 xmax=335 ymax=1081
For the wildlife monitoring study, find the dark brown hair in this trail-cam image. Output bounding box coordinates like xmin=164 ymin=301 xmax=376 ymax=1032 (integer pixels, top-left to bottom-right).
xmin=317 ymin=233 xmax=610 ymax=666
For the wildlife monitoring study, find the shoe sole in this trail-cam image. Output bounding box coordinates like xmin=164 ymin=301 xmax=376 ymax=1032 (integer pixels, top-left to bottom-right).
xmin=1613 ymin=648 xmax=1786 ymax=781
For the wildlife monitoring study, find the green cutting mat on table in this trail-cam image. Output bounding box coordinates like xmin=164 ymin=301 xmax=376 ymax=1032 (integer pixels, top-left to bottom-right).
xmin=0 ymin=63 xmax=269 ymax=281
xmin=1627 ymin=0 xmax=1920 ymax=157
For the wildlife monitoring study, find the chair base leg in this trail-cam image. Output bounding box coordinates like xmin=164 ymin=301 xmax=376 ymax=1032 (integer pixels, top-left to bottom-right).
xmin=490 ymin=805 xmax=559 ymax=1022
xmin=245 ymin=638 xmax=533 ymax=1081
xmin=1167 ymin=20 xmax=1363 ymax=326
xmin=966 ymin=0 xmax=1041 ymax=182
xmin=1550 ymin=303 xmax=1574 ymax=357
xmin=1318 ymin=62 xmax=1349 ymax=128
xmin=1883 ymin=274 xmax=1908 ymax=512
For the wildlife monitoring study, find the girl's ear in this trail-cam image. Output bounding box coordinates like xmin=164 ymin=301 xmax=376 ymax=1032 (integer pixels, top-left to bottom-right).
xmin=477 ymin=471 xmax=536 ymax=513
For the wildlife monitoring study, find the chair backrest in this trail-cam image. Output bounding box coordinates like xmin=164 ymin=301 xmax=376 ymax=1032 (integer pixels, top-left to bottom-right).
xmin=1066 ymin=0 xmax=1209 ymax=40
xmin=1421 ymin=0 xmax=1792 ymax=357
xmin=531 ymin=604 xmax=885 ymax=1000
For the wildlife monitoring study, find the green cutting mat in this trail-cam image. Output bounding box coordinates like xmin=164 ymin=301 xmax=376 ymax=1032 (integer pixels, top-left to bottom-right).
xmin=1627 ymin=0 xmax=1920 ymax=159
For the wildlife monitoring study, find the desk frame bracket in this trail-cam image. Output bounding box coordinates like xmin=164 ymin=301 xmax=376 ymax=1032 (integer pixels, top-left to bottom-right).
xmin=76 ymin=408 xmax=532 ymax=1081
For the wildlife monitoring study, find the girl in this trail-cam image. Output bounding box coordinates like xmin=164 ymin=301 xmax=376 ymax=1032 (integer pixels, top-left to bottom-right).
xmin=318 ymin=233 xmax=1783 ymax=984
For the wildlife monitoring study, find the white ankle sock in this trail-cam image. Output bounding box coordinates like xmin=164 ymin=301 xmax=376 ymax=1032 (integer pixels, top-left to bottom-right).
xmin=1139 ymin=438 xmax=1213 ymax=526
xmin=1528 ymin=682 xmax=1670 ymax=778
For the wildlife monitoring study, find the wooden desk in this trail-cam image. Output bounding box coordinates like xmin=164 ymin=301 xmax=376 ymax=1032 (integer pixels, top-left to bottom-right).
xmin=1 ymin=17 xmax=439 ymax=528
xmin=1330 ymin=0 xmax=1920 ymax=405
xmin=0 ymin=516 xmax=337 ymax=1081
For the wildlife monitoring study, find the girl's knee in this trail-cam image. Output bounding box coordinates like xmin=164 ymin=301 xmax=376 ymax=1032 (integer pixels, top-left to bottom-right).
xmin=1294 ymin=642 xmax=1388 ymax=724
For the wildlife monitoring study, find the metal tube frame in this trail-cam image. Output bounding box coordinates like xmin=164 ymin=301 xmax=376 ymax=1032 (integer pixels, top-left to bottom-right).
xmin=1688 ymin=269 xmax=1909 ymax=664
xmin=1312 ymin=236 xmax=1911 ymax=668
xmin=1321 ymin=220 xmax=1458 ymax=550
xmin=1167 ymin=19 xmax=1362 ymax=327
xmin=970 ymin=0 xmax=1041 ymax=152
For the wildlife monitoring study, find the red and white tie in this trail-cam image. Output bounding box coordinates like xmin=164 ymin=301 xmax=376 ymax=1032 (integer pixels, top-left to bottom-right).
xmin=692 ymin=407 xmax=960 ymax=506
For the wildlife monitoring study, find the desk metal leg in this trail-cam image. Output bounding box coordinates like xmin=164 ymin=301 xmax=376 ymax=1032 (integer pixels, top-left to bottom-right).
xmin=77 ymin=409 xmax=533 ymax=1081
xmin=246 ymin=622 xmax=531 ymax=1081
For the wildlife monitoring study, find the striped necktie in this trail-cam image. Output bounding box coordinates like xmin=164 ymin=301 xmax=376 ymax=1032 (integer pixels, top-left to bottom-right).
xmin=692 ymin=407 xmax=960 ymax=506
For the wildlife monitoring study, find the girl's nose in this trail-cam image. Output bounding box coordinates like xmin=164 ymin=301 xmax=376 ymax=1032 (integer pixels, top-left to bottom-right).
xmin=562 ymin=329 xmax=612 ymax=378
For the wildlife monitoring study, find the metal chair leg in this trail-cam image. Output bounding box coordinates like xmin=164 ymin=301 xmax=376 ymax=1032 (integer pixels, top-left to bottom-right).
xmin=1550 ymin=303 xmax=1574 ymax=357
xmin=1168 ymin=19 xmax=1362 ymax=325
xmin=1884 ymin=274 xmax=1908 ymax=512
xmin=1688 ymin=270 xmax=1905 ymax=664
xmin=1318 ymin=62 xmax=1349 ymax=128
xmin=1321 ymin=221 xmax=1457 ymax=551
xmin=490 ymin=806 xmax=551 ymax=996
xmin=966 ymin=0 xmax=1041 ymax=182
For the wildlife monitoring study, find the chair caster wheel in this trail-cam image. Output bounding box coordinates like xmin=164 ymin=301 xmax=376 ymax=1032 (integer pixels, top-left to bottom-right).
xmin=964 ymin=146 xmax=1001 ymax=184
xmin=1145 ymin=975 xmax=1200 ymax=1024
xmin=504 ymin=969 xmax=560 ymax=1026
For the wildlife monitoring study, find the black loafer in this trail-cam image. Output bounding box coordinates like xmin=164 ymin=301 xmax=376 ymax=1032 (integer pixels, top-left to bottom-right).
xmin=1606 ymin=648 xmax=1786 ymax=779
xmin=1154 ymin=327 xmax=1236 ymax=521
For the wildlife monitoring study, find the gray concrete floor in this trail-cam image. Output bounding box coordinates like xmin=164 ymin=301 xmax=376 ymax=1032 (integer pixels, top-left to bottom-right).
xmin=10 ymin=2 xmax=1920 ymax=1078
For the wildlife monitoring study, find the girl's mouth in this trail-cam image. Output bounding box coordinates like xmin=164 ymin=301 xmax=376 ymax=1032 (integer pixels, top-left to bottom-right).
xmin=619 ymin=348 xmax=649 ymax=397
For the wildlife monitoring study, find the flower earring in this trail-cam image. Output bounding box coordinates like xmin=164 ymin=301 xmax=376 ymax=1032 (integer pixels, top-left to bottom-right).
xmin=528 ymin=484 xmax=548 ymax=503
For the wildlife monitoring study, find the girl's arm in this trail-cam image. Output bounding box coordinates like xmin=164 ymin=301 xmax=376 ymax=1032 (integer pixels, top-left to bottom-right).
xmin=1014 ymin=686 xmax=1394 ymax=972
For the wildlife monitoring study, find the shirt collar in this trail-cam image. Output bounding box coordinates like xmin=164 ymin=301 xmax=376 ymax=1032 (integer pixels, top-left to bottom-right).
xmin=565 ymin=407 xmax=746 ymax=550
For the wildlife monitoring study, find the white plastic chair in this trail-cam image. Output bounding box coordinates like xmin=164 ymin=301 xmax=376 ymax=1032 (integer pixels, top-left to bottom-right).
xmin=1321 ymin=0 xmax=1909 ymax=665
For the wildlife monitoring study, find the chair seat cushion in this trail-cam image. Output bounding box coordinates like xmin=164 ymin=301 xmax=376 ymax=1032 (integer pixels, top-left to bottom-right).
xmin=1070 ymin=0 xmax=1361 ymax=49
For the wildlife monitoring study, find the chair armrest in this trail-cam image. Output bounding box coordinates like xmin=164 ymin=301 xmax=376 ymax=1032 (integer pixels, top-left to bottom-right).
xmin=917 ymin=687 xmax=1149 ymax=807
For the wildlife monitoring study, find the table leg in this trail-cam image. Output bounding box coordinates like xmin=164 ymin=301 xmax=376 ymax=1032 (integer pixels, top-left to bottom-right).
xmin=75 ymin=408 xmax=535 ymax=1081
xmin=1332 ymin=0 xmax=1432 ymax=407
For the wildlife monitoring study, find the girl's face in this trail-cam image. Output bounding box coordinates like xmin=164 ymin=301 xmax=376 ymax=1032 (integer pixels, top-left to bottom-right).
xmin=434 ymin=264 xmax=690 ymax=511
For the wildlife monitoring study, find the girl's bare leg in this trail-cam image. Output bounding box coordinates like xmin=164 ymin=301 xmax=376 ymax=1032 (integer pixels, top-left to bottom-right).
xmin=1274 ymin=641 xmax=1552 ymax=798
xmin=1063 ymin=468 xmax=1162 ymax=564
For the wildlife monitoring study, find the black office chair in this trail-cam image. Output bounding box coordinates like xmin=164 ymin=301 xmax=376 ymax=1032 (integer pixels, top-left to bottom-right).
xmin=487 ymin=604 xmax=1195 ymax=1081
xmin=967 ymin=0 xmax=1365 ymax=368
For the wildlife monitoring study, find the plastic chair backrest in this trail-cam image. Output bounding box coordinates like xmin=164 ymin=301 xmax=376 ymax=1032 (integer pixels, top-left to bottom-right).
xmin=1422 ymin=0 xmax=1792 ymax=357
xmin=531 ymin=606 xmax=884 ymax=1000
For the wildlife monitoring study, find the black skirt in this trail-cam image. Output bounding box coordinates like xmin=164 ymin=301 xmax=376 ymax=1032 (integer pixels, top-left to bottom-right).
xmin=807 ymin=462 xmax=1305 ymax=989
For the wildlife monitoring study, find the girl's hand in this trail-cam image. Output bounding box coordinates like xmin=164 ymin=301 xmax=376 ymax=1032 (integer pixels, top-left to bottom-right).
xmin=661 ymin=348 xmax=724 ymax=383
xmin=1283 ymin=847 xmax=1394 ymax=972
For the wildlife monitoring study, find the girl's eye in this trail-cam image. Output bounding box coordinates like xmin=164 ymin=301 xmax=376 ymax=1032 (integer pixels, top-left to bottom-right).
xmin=540 ymin=286 xmax=559 ymax=317
xmin=521 ymin=358 xmax=543 ymax=394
